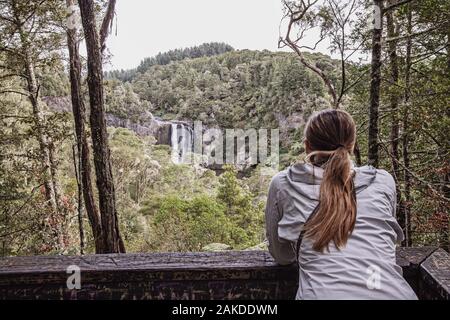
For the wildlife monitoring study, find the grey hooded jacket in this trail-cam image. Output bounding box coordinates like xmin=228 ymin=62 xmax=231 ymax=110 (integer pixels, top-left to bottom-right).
xmin=265 ymin=163 xmax=418 ymax=300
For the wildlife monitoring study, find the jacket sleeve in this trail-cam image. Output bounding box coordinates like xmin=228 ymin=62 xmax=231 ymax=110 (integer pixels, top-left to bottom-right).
xmin=392 ymin=188 xmax=405 ymax=244
xmin=265 ymin=175 xmax=296 ymax=265
xmin=383 ymin=170 xmax=405 ymax=244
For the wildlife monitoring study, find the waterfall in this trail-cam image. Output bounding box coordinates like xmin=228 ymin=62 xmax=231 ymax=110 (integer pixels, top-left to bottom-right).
xmin=170 ymin=123 xmax=193 ymax=164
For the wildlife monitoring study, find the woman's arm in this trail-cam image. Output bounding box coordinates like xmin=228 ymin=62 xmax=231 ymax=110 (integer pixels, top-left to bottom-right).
xmin=380 ymin=169 xmax=405 ymax=244
xmin=265 ymin=175 xmax=296 ymax=265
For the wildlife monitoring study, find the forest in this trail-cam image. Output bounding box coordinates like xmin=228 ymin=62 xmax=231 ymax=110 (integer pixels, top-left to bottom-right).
xmin=0 ymin=0 xmax=448 ymax=256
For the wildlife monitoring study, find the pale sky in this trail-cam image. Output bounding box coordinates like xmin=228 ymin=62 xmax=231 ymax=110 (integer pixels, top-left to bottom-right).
xmin=104 ymin=0 xmax=368 ymax=71
xmin=105 ymin=0 xmax=293 ymax=71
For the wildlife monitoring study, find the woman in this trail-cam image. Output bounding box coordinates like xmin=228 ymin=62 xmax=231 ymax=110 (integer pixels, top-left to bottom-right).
xmin=265 ymin=109 xmax=417 ymax=300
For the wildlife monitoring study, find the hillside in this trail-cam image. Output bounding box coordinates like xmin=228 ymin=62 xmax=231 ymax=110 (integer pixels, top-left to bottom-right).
xmin=104 ymin=48 xmax=341 ymax=160
xmin=106 ymin=42 xmax=235 ymax=82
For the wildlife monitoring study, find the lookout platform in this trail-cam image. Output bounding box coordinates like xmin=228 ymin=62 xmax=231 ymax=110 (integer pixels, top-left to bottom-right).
xmin=0 ymin=247 xmax=448 ymax=300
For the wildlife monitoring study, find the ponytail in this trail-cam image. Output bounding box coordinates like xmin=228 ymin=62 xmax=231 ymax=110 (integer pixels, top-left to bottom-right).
xmin=303 ymin=109 xmax=357 ymax=252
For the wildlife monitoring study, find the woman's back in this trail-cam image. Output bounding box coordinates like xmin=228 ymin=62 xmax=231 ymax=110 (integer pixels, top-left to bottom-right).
xmin=266 ymin=163 xmax=418 ymax=299
xmin=265 ymin=109 xmax=418 ymax=299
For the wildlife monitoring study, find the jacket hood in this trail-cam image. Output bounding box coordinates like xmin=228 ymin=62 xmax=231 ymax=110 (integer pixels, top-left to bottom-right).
xmin=284 ymin=162 xmax=377 ymax=201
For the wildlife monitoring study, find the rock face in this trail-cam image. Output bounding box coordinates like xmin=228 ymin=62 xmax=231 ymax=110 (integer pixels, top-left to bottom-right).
xmin=273 ymin=111 xmax=305 ymax=147
xmin=274 ymin=112 xmax=305 ymax=130
xmin=42 ymin=96 xmax=72 ymax=112
xmin=155 ymin=122 xmax=172 ymax=145
xmin=155 ymin=120 xmax=192 ymax=146
xmin=105 ymin=113 xmax=158 ymax=136
xmin=42 ymin=96 xmax=190 ymax=141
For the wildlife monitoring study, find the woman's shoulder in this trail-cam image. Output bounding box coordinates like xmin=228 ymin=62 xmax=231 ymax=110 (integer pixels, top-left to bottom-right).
xmin=268 ymin=168 xmax=288 ymax=191
xmin=356 ymin=165 xmax=396 ymax=193
xmin=269 ymin=163 xmax=321 ymax=201
xmin=269 ymin=162 xmax=315 ymax=186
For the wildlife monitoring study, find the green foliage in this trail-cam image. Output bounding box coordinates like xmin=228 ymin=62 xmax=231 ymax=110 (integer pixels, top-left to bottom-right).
xmin=129 ymin=50 xmax=331 ymax=130
xmin=346 ymin=0 xmax=450 ymax=247
xmin=136 ymin=163 xmax=265 ymax=252
xmin=144 ymin=195 xmax=231 ymax=252
xmin=105 ymin=42 xmax=234 ymax=82
xmin=105 ymin=80 xmax=151 ymax=122
xmin=216 ymin=165 xmax=265 ymax=248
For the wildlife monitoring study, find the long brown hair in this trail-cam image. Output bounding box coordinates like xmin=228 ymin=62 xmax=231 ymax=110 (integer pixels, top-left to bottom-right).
xmin=303 ymin=109 xmax=357 ymax=252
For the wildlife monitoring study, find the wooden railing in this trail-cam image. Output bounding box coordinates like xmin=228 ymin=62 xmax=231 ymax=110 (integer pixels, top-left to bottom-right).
xmin=0 ymin=247 xmax=448 ymax=300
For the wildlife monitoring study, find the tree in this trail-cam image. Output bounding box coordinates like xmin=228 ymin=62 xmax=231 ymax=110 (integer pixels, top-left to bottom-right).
xmin=217 ymin=165 xmax=264 ymax=247
xmin=279 ymin=0 xmax=366 ymax=164
xmin=279 ymin=0 xmax=366 ymax=109
xmin=78 ymin=0 xmax=124 ymax=253
xmin=371 ymin=0 xmax=448 ymax=247
xmin=0 ymin=0 xmax=67 ymax=252
xmin=280 ymin=0 xmax=339 ymax=107
xmin=66 ymin=0 xmax=103 ymax=252
xmin=401 ymin=3 xmax=413 ymax=246
xmin=386 ymin=0 xmax=401 ymax=218
xmin=367 ymin=0 xmax=384 ymax=167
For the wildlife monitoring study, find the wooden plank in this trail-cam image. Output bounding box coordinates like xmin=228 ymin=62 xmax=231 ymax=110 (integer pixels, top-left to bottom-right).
xmin=0 ymin=248 xmax=446 ymax=300
xmin=0 ymin=251 xmax=298 ymax=286
xmin=396 ymin=246 xmax=437 ymax=267
xmin=420 ymin=249 xmax=450 ymax=300
xmin=0 ymin=248 xmax=436 ymax=274
xmin=0 ymin=251 xmax=280 ymax=273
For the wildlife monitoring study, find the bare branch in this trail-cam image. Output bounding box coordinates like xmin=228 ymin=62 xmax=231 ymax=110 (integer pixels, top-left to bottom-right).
xmin=383 ymin=0 xmax=415 ymax=13
xmin=378 ymin=137 xmax=450 ymax=202
xmin=0 ymin=89 xmax=30 ymax=96
xmin=280 ymin=0 xmax=338 ymax=107
xmin=385 ymin=24 xmax=443 ymax=43
xmin=99 ymin=0 xmax=116 ymax=55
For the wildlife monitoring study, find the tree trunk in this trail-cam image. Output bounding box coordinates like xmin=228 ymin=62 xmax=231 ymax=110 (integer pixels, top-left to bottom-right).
xmin=438 ymin=150 xmax=450 ymax=251
xmin=386 ymin=3 xmax=402 ymax=225
xmin=447 ymin=29 xmax=450 ymax=73
xmin=13 ymin=11 xmax=63 ymax=252
xmin=353 ymin=139 xmax=362 ymax=166
xmin=402 ymin=5 xmax=413 ymax=247
xmin=72 ymin=143 xmax=85 ymax=255
xmin=48 ymin=138 xmax=67 ymax=251
xmin=78 ymin=0 xmax=125 ymax=253
xmin=66 ymin=0 xmax=103 ymax=253
xmin=24 ymin=54 xmax=58 ymax=216
xmin=368 ymin=0 xmax=384 ymax=167
xmin=444 ymin=21 xmax=450 ymax=251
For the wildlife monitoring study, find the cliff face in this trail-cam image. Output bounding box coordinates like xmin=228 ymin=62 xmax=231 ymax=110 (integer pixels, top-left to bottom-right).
xmin=105 ymin=113 xmax=159 ymax=137
xmin=42 ymin=96 xmax=182 ymax=145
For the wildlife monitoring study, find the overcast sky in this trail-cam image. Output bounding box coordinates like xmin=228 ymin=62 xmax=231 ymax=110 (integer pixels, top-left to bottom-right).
xmin=103 ymin=0 xmax=370 ymax=71
xmin=104 ymin=0 xmax=298 ymax=71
